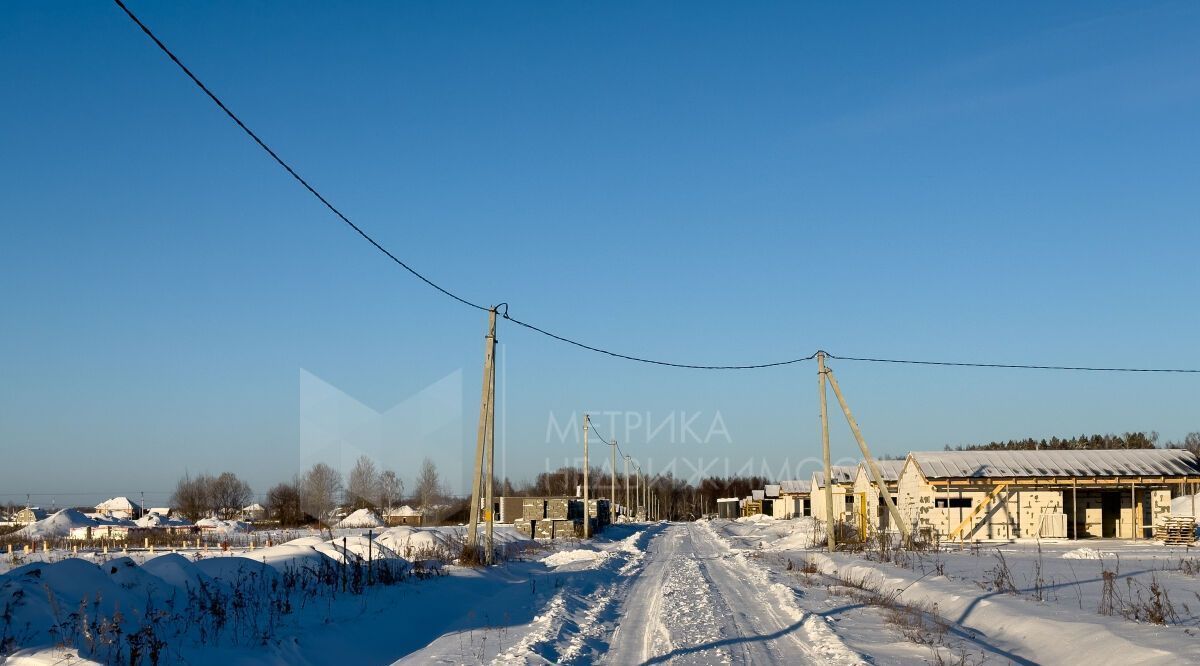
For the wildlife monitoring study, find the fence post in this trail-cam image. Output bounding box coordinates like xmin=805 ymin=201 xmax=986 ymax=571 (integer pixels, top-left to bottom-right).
xmin=368 ymin=530 xmax=373 ymax=586
xmin=342 ymin=536 xmax=347 ymax=593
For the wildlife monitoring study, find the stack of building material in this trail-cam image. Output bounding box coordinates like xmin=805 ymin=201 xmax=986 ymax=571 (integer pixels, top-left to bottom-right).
xmin=1155 ymin=516 xmax=1197 ymax=545
xmin=534 ymin=520 xmax=555 ymax=539
xmin=546 ymin=498 xmax=570 ymax=520
xmin=552 ymin=519 xmax=582 ymax=539
xmin=512 ymin=518 xmax=534 ymax=537
xmin=523 ymin=499 xmax=546 ymax=520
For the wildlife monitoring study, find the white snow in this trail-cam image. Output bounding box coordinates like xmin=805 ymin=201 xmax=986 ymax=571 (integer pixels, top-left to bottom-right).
xmin=541 ymin=548 xmax=607 ymax=569
xmin=1062 ymin=546 xmax=1116 ymax=559
xmin=334 ymin=507 xmax=385 ymax=529
xmin=13 ymin=508 xmax=101 ymax=539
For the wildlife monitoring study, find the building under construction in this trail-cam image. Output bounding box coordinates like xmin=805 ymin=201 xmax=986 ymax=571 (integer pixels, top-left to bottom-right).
xmin=894 ymin=449 xmax=1200 ymax=541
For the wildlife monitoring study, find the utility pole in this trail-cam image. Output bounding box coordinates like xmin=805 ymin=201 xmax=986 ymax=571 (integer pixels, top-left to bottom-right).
xmin=635 ymin=468 xmax=641 ymax=520
xmin=624 ymin=455 xmax=630 ymax=520
xmin=825 ymin=366 xmax=910 ymax=541
xmin=140 ymin=491 xmax=144 ymax=519
xmin=818 ymin=351 xmax=836 ymax=552
xmin=611 ymin=439 xmax=617 ymax=513
xmin=466 ymin=308 xmax=498 ymax=560
xmin=483 ymin=331 xmax=497 ymax=564
xmin=583 ymin=414 xmax=591 ymax=538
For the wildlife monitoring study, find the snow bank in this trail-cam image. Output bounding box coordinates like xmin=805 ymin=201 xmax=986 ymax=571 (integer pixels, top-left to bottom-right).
xmin=376 ymin=526 xmax=457 ymax=558
xmin=134 ymin=512 xmax=191 ymax=528
xmin=335 ymin=508 xmax=385 ymax=529
xmin=14 ymin=508 xmax=98 ymax=539
xmin=141 ymin=553 xmax=215 ymax=589
xmin=542 ymin=549 xmax=606 ymax=569
xmin=1062 ymin=547 xmax=1116 ymax=560
xmin=195 ymin=517 xmax=253 ymax=533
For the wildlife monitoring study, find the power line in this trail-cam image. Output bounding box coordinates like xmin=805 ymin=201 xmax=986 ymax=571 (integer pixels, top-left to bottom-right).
xmin=112 ymin=0 xmax=815 ymax=372
xmin=826 ymin=353 xmax=1200 ymax=374
xmin=111 ymin=2 xmax=1200 ymax=376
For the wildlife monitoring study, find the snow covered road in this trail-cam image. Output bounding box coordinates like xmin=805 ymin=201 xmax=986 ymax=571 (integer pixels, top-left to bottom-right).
xmin=604 ymin=523 xmax=860 ymax=665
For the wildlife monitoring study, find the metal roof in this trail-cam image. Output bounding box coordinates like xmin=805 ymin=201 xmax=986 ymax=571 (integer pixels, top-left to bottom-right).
xmin=764 ymin=484 xmax=780 ymax=498
xmin=909 ymin=449 xmax=1200 ymax=480
xmin=813 ymin=466 xmax=857 ymax=487
xmin=778 ymin=480 xmax=812 ymax=494
xmin=855 ymin=459 xmax=906 ymax=482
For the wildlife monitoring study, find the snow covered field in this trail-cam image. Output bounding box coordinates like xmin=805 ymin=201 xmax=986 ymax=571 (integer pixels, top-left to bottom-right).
xmin=4 ymin=516 xmax=1199 ymax=664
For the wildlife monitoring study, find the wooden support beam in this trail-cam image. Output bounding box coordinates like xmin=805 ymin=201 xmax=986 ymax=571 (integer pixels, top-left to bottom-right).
xmin=824 ymin=366 xmax=910 ymax=541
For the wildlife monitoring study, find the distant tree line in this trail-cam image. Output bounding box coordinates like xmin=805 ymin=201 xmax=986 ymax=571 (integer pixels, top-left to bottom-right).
xmin=943 ymin=431 xmax=1162 ymax=452
xmin=169 ymin=455 xmax=449 ymax=528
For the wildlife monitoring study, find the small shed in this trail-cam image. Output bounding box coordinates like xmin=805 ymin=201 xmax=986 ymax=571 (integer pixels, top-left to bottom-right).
xmin=717 ymin=498 xmax=741 ymax=519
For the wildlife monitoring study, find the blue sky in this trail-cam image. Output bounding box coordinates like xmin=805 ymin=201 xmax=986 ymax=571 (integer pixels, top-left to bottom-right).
xmin=3 ymin=2 xmax=1198 ymax=505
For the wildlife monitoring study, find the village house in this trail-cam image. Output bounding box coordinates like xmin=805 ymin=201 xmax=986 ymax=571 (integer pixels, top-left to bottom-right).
xmin=241 ymin=503 xmax=266 ymax=522
xmin=895 ymin=449 xmax=1200 ymax=541
xmin=13 ymin=507 xmax=49 ymax=525
xmin=94 ymin=497 xmax=143 ymax=520
xmin=850 ymin=459 xmax=906 ymax=537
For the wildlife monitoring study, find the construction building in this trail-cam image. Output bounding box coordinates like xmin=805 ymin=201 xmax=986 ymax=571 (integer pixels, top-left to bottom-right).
xmin=850 ymin=459 xmax=906 ymax=537
xmin=772 ymin=480 xmax=811 ymax=518
xmin=895 ymin=449 xmax=1200 ymax=541
xmin=808 ymin=466 xmax=856 ymax=526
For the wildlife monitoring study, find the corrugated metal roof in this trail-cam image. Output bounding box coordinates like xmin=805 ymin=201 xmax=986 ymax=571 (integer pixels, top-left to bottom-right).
xmin=752 ymin=489 xmax=765 ymax=500
xmin=856 ymin=459 xmax=906 ymax=482
xmin=764 ymin=484 xmax=780 ymax=498
xmin=779 ymin=480 xmax=811 ymax=494
xmin=813 ymin=466 xmax=857 ymax=487
xmin=910 ymin=449 xmax=1200 ymax=480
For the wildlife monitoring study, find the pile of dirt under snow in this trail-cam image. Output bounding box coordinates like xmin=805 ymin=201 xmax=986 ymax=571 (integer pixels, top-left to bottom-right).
xmin=14 ymin=508 xmax=98 ymax=539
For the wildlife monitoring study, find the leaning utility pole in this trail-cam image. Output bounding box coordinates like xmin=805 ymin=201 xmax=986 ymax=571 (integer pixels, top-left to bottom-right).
xmin=825 ymin=366 xmax=910 ymax=541
xmin=466 ymin=308 xmax=498 ymax=560
xmin=818 ymin=351 xmax=836 ymax=552
xmin=583 ymin=414 xmax=591 ymax=538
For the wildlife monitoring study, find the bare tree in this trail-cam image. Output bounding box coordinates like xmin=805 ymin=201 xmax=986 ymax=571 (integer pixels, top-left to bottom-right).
xmin=378 ymin=469 xmax=404 ymax=510
xmin=415 ymin=458 xmax=444 ymax=515
xmin=346 ymin=455 xmax=381 ymax=509
xmin=210 ymin=472 xmax=253 ymax=520
xmin=171 ymin=473 xmax=213 ymax=521
xmin=266 ymin=481 xmax=305 ymax=526
xmin=299 ymin=462 xmax=343 ymax=526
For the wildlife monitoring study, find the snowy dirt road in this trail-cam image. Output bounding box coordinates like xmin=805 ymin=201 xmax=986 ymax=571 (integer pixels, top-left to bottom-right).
xmin=604 ymin=523 xmax=860 ymax=665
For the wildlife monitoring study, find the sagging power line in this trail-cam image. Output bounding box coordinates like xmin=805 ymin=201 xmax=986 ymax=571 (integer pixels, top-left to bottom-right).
xmin=110 ymin=1 xmax=1200 ymax=375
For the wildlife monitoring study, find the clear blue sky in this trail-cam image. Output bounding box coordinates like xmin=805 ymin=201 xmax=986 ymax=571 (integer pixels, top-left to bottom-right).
xmin=3 ymin=1 xmax=1198 ymax=506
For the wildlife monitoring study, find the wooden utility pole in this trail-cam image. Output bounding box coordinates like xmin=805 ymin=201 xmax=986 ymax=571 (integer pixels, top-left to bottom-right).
xmin=824 ymin=366 xmax=910 ymax=541
xmin=483 ymin=333 xmax=497 ymax=564
xmin=466 ymin=308 xmax=497 ymax=557
xmin=611 ymin=439 xmax=617 ymax=512
xmin=583 ymin=414 xmax=591 ymax=538
xmin=818 ymin=351 xmax=836 ymax=552
xmin=635 ymin=468 xmax=641 ymax=520
xmin=624 ymin=455 xmax=630 ymax=520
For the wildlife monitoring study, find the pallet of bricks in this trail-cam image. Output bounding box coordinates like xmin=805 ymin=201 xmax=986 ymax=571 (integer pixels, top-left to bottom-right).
xmin=1155 ymin=515 xmax=1196 ymax=545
